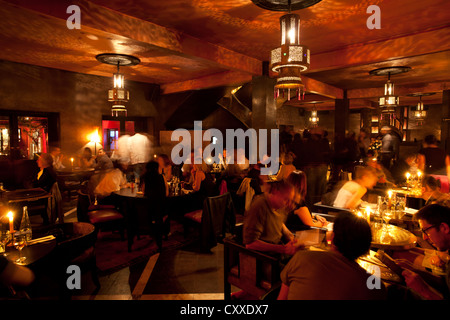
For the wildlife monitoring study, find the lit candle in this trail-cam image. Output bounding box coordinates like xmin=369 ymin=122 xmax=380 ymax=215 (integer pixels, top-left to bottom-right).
xmin=417 ymin=170 xmax=422 ymax=179
xmin=70 ymin=157 xmax=74 ymax=168
xmin=7 ymin=211 xmax=13 ymax=233
xmin=406 ymin=172 xmax=410 ymax=183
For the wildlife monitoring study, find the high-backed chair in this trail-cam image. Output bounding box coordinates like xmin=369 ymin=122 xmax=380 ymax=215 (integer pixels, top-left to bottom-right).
xmin=223 ymin=236 xmax=281 ymax=300
xmin=184 ymin=192 xmax=242 ymax=251
xmin=48 ymin=182 xmax=63 ymax=224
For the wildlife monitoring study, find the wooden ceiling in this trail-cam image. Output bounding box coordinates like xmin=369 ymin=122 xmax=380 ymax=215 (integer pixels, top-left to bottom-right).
xmin=0 ymin=0 xmax=449 ymax=109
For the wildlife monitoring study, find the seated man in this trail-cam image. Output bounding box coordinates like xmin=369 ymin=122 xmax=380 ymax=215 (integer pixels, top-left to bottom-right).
xmin=278 ymin=211 xmax=387 ymax=300
xmin=243 ymin=180 xmax=302 ymax=256
xmin=397 ymin=204 xmax=450 ymax=300
xmin=333 ymin=165 xmax=378 ymax=209
xmin=95 ymin=148 xmax=114 ymax=171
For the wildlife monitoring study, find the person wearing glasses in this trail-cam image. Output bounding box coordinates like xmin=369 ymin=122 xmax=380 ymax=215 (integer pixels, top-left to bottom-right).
xmin=399 ymin=204 xmax=450 ymax=300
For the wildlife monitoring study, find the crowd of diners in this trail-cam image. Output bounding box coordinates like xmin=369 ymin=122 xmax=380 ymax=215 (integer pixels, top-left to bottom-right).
xmin=1 ymin=128 xmax=450 ymax=300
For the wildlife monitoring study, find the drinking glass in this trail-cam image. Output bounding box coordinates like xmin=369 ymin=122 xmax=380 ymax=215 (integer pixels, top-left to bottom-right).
xmin=13 ymin=234 xmax=26 ymax=265
xmin=0 ymin=231 xmax=10 ymax=255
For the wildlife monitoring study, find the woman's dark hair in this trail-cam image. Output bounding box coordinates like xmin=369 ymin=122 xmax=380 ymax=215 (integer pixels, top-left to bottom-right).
xmin=145 ymin=160 xmax=160 ymax=175
xmin=424 ymin=135 xmax=438 ymax=146
xmin=416 ymin=204 xmax=450 ymax=228
xmin=286 ymin=170 xmax=307 ymax=200
xmin=422 ymin=175 xmax=440 ymax=190
xmin=332 ymin=211 xmax=372 ymax=261
xmin=83 ymin=147 xmax=92 ymax=158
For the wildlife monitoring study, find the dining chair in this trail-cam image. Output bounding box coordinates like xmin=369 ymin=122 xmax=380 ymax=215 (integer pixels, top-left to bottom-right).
xmin=76 ymin=190 xmax=125 ymax=241
xmin=48 ymin=182 xmax=63 ymax=224
xmin=183 ymin=192 xmax=242 ymax=251
xmin=56 ymin=173 xmax=81 ymax=201
xmin=223 ymin=236 xmax=281 ymax=300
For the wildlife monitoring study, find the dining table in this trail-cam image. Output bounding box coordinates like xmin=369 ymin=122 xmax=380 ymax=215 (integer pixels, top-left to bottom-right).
xmin=1 ymin=188 xmax=53 ymax=228
xmin=1 ymin=187 xmax=52 ymax=205
xmin=3 ymin=235 xmax=57 ymax=268
xmin=112 ymin=187 xmax=182 ymax=252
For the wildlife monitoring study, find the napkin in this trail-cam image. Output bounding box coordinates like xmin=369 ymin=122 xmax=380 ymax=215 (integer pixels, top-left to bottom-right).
xmin=27 ymin=235 xmax=55 ymax=246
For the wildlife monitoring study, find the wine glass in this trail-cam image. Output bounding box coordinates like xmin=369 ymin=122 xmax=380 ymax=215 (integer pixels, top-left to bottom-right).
xmin=0 ymin=230 xmax=10 ymax=255
xmin=13 ymin=234 xmax=26 ymax=265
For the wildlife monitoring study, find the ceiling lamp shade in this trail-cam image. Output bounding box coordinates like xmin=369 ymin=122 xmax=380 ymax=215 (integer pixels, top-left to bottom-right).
xmin=414 ymin=97 xmax=427 ymax=121
xmin=96 ymin=53 xmax=140 ymax=117
xmin=408 ymin=92 xmax=434 ymax=125
xmin=309 ymin=107 xmax=319 ymax=127
xmin=270 ymin=13 xmax=310 ymax=100
xmin=369 ymin=66 xmax=411 ymax=114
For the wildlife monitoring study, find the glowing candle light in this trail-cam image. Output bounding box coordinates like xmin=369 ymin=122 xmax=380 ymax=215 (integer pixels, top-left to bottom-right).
xmin=7 ymin=211 xmax=13 ymax=233
xmin=365 ymin=207 xmax=371 ymax=225
xmin=417 ymin=170 xmax=422 ymax=179
xmin=406 ymin=172 xmax=410 ymax=182
xmin=70 ymin=157 xmax=74 ymax=168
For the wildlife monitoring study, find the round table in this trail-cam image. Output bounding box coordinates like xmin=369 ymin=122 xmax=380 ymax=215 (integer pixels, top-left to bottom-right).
xmin=370 ymin=223 xmax=417 ymax=251
xmin=4 ymin=238 xmax=56 ymax=267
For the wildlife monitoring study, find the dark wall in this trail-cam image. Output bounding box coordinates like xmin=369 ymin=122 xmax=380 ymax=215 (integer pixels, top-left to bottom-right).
xmin=0 ymin=60 xmax=158 ymax=156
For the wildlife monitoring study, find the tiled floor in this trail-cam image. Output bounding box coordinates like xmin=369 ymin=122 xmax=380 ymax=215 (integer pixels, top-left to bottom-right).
xmin=53 ymin=198 xmax=232 ymax=300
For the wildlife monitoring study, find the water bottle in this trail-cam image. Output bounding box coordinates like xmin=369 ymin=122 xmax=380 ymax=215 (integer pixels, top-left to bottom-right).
xmin=20 ymin=206 xmax=32 ymax=242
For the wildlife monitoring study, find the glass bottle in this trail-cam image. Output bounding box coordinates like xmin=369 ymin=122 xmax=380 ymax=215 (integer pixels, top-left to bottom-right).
xmin=20 ymin=206 xmax=32 ymax=242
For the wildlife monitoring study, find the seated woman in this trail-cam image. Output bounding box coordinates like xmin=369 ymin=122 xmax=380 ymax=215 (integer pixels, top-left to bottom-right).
xmin=79 ymin=147 xmax=95 ymax=169
xmin=333 ymin=166 xmax=378 ymax=210
xmin=285 ymin=171 xmax=328 ymax=231
xmin=32 ymin=153 xmax=57 ymax=193
xmin=276 ymin=153 xmax=296 ymax=181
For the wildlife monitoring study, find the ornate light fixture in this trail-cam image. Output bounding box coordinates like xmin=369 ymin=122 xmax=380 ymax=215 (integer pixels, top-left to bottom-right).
xmin=251 ymin=0 xmax=323 ymax=101
xmin=369 ymin=66 xmax=411 ymax=114
xmin=96 ymin=53 xmax=140 ymax=117
xmin=270 ymin=12 xmax=309 ymax=101
xmin=408 ymin=92 xmax=434 ymax=125
xmin=309 ymin=107 xmax=319 ymax=127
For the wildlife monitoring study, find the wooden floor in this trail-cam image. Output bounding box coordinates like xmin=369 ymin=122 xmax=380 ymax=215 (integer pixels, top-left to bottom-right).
xmin=49 ymin=197 xmax=235 ymax=300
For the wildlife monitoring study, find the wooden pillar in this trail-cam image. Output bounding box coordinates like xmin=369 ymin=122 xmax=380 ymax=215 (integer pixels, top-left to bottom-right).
xmin=442 ymin=90 xmax=450 ymax=154
xmin=251 ymin=62 xmax=277 ymax=131
xmin=251 ymin=61 xmax=277 ymax=157
xmin=335 ymin=90 xmax=349 ymax=140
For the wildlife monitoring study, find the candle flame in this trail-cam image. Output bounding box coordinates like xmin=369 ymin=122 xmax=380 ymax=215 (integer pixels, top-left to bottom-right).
xmin=7 ymin=211 xmax=13 ymax=222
